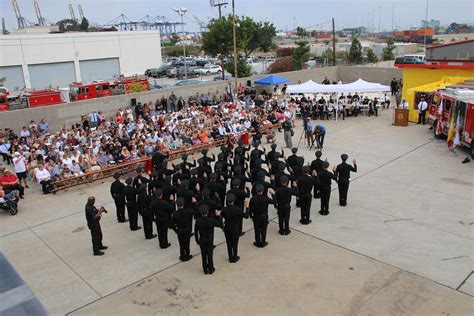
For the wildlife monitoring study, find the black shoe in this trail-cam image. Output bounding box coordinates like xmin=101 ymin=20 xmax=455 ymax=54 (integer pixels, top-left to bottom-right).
xmin=253 ymin=242 xmax=260 ymax=247
xmin=185 ymin=255 xmax=193 ymax=261
xmin=462 ymin=157 xmax=471 ymax=164
xmin=160 ymin=243 xmax=171 ymax=249
xmin=233 ymin=256 xmax=240 ymax=263
xmin=179 ymin=256 xmax=186 ymax=262
xmin=19 ymin=196 xmax=24 ymax=199
xmin=118 ymin=219 xmax=129 ymax=223
xmin=261 ymin=242 xmax=269 ymax=248
xmin=147 ymin=234 xmax=157 ymax=239
xmin=94 ymin=251 xmax=105 ymax=256
xmin=208 ymin=267 xmax=215 ymax=274
xmin=285 ymin=230 xmax=291 ymax=235
xmin=278 ymin=230 xmax=285 ymax=235
xmin=229 ymin=257 xmax=234 ymax=263
xmin=306 ymin=219 xmax=312 ymax=224
xmin=99 ymin=246 xmax=108 ymax=250
xmin=299 ymin=219 xmax=304 ymax=224
xmin=131 ymin=226 xmax=142 ymax=231
xmin=204 ymin=270 xmax=209 ymax=275
xmin=25 ymin=185 xmax=29 ymax=188
xmin=240 ymin=231 xmax=245 ymax=236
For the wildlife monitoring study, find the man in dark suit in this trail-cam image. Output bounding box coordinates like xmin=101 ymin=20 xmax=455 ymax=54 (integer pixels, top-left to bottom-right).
xmin=195 ymin=205 xmax=223 ymax=274
xmin=297 ymin=166 xmax=318 ymax=224
xmin=221 ymin=193 xmax=248 ymax=263
xmin=334 ymin=154 xmax=357 ymax=206
xmin=85 ymin=196 xmax=108 ymax=256
xmin=310 ymin=150 xmax=324 ymax=199
xmin=249 ymin=184 xmax=274 ymax=247
xmin=151 ymin=188 xmax=174 ymax=249
xmin=110 ymin=172 xmax=127 ymax=223
xmin=318 ymin=162 xmax=337 ymax=216
xmin=170 ymin=197 xmax=194 ymax=261
xmin=124 ymin=177 xmax=142 ymax=231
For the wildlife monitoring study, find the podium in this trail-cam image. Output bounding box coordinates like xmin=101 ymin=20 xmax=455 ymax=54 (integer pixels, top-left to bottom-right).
xmin=394 ymin=109 xmax=409 ymax=126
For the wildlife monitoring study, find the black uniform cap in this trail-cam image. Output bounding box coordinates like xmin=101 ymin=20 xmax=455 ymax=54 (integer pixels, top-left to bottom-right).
xmin=139 ymin=183 xmax=147 ymax=191
xmin=176 ymin=197 xmax=185 ymax=207
xmin=291 ymin=148 xmax=298 ymax=153
xmin=322 ymin=161 xmax=330 ymax=169
xmin=341 ymin=154 xmax=348 ymax=161
xmin=234 ymin=165 xmax=242 ymax=173
xmin=155 ymin=188 xmax=163 ymax=197
xmin=190 ymin=168 xmax=198 ymax=175
xmin=182 ymin=154 xmax=188 ymax=160
xmin=150 ymin=171 xmax=159 ymax=178
xmin=278 ymin=162 xmax=286 ymax=171
xmin=315 ymin=150 xmax=322 ymax=158
xmin=214 ymin=161 xmax=223 ymax=170
xmin=181 ymin=180 xmax=189 ymax=188
xmin=271 ymin=144 xmax=277 ymax=149
xmin=257 ymin=170 xmax=266 ymax=179
xmin=201 ymin=149 xmax=208 ymax=155
xmin=226 ymin=193 xmax=236 ymax=203
xmin=255 ymin=184 xmax=264 ymax=193
xmin=125 ymin=177 xmax=133 ymax=185
xmin=302 ymin=166 xmax=310 ymax=174
xmin=281 ymin=175 xmax=289 ymax=185
xmin=274 ymin=152 xmax=281 ymax=159
xmin=210 ymin=173 xmax=217 ymax=180
xmin=202 ymin=188 xmax=211 ymax=198
xmin=113 ymin=172 xmax=121 ymax=179
xmin=232 ymin=178 xmax=241 ymax=187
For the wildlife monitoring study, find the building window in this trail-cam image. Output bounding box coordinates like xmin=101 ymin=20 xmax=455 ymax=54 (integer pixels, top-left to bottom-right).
xmin=458 ymin=51 xmax=469 ymax=60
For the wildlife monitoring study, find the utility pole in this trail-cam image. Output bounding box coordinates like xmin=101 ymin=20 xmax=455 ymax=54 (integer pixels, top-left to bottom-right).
xmin=232 ymin=0 xmax=238 ymax=91
xmin=391 ymin=0 xmax=395 ymax=32
xmin=378 ymin=4 xmax=382 ymax=33
xmin=423 ymin=0 xmax=429 ymax=49
xmin=173 ymin=8 xmax=188 ymax=79
xmin=332 ymin=18 xmax=336 ymax=66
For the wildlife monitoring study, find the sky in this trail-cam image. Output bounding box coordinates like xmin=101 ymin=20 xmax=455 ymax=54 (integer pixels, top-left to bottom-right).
xmin=1 ymin=0 xmax=472 ymax=33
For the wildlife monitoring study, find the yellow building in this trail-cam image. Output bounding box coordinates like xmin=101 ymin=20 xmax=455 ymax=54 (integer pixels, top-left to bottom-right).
xmin=397 ymin=40 xmax=474 ymax=122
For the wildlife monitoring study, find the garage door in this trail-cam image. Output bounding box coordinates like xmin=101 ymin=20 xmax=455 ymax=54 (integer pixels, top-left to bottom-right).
xmin=0 ymin=65 xmax=25 ymax=92
xmin=79 ymin=58 xmax=120 ymax=83
xmin=28 ymin=62 xmax=76 ymax=89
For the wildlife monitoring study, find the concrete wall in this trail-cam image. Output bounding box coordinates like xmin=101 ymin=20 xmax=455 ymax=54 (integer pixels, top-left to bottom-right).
xmin=0 ymin=66 xmax=401 ymax=133
xmin=0 ymin=31 xmax=162 ymax=89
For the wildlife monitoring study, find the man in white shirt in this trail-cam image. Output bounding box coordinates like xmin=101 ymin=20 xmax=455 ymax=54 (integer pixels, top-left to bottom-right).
xmin=13 ymin=152 xmax=29 ymax=188
xmin=34 ymin=164 xmax=52 ymax=194
xmin=400 ymin=99 xmax=409 ymax=109
xmin=417 ymin=98 xmax=428 ymax=125
xmin=20 ymin=127 xmax=30 ymax=138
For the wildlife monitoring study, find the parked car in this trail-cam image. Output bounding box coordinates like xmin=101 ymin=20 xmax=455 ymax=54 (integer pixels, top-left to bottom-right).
xmin=145 ymin=65 xmax=172 ymax=78
xmin=214 ymin=74 xmax=233 ymax=81
xmin=394 ymin=56 xmax=426 ymax=65
xmin=175 ymin=79 xmax=202 ymax=87
xmin=195 ymin=64 xmax=222 ymax=75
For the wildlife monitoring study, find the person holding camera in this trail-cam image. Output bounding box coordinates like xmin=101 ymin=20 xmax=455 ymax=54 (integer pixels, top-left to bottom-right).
xmin=85 ymin=196 xmax=108 ymax=256
xmin=314 ymin=124 xmax=326 ymax=150
xmin=282 ymin=117 xmax=293 ymax=148
xmin=303 ymin=118 xmax=314 ymax=147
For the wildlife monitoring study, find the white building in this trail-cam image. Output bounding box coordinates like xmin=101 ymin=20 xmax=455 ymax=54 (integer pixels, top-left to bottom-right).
xmin=0 ymin=31 xmax=162 ymax=91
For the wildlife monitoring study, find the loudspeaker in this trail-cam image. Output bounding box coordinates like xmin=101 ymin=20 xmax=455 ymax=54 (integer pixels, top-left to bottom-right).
xmin=131 ymin=98 xmax=137 ymax=107
xmin=246 ymin=80 xmax=252 ymax=87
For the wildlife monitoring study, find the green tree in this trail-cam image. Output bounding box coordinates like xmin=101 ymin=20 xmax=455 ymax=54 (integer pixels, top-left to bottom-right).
xmin=383 ymin=38 xmax=396 ymax=61
xmin=169 ymin=33 xmax=180 ymax=45
xmin=366 ymin=48 xmax=378 ymax=63
xmin=80 ymin=17 xmax=89 ymax=31
xmin=320 ymin=48 xmax=334 ymax=64
xmin=296 ymin=26 xmax=308 ymax=38
xmin=225 ymin=57 xmax=252 ymax=77
xmin=348 ymin=37 xmax=363 ymax=64
xmin=202 ymin=17 xmax=234 ymax=78
xmin=268 ymin=57 xmax=294 ymax=73
xmin=57 ymin=19 xmax=80 ymax=32
xmin=238 ymin=17 xmax=276 ymax=57
xmin=292 ymin=40 xmax=310 ymax=70
xmin=0 ymin=77 xmax=6 ymax=86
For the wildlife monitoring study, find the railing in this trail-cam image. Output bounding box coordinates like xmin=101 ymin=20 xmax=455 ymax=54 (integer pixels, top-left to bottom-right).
xmin=50 ymin=123 xmax=281 ymax=193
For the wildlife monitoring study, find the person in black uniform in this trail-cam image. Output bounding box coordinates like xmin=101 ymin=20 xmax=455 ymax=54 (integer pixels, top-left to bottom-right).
xmin=310 ymin=151 xmax=324 ymax=199
xmin=318 ymin=162 xmax=337 ymax=216
xmin=297 ymin=166 xmax=318 ymax=224
xmin=227 ymin=178 xmax=250 ymax=236
xmin=275 ymin=175 xmax=298 ymax=235
xmin=151 ymin=188 xmax=174 ymax=249
xmin=133 ymin=167 xmax=148 ymax=188
xmin=110 ymin=172 xmax=127 ymax=223
xmin=152 ymin=148 xmax=168 ymax=171
xmin=334 ymin=154 xmax=357 ymax=206
xmin=138 ymin=184 xmax=156 ymax=239
xmin=251 ymin=170 xmax=271 ymax=197
xmin=195 ymin=205 xmax=223 ymax=275
xmin=85 ymin=196 xmax=108 ymax=256
xmin=124 ymin=177 xmax=142 ymax=231
xmin=170 ymin=197 xmax=194 ymax=261
xmin=249 ymin=184 xmax=274 ymax=247
xmin=221 ymin=193 xmax=248 ymax=263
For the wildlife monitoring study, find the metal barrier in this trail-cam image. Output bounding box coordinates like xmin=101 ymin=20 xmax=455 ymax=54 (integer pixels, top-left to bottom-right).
xmin=50 ymin=123 xmax=281 ymax=192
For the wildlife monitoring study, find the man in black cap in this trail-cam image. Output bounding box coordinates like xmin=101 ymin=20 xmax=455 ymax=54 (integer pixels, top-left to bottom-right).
xmin=170 ymin=197 xmax=194 ymax=261
xmin=174 ymin=154 xmax=196 ymax=178
xmin=189 ymin=168 xmax=205 ymax=195
xmin=266 ymin=143 xmax=280 ymax=166
xmin=138 ymin=183 xmax=156 ymax=240
xmin=249 ymin=184 xmax=274 ymax=247
xmin=251 ymin=170 xmax=271 ymax=197
xmin=310 ymin=151 xmax=324 ymax=199
xmin=177 ymin=180 xmax=198 ymax=210
xmin=195 ymin=205 xmax=223 ymax=274
xmin=110 ymin=172 xmax=127 ymax=223
xmin=297 ymin=166 xmax=318 ymax=224
xmin=334 ymin=154 xmax=357 ymax=206
xmin=227 ymin=178 xmax=250 ymax=236
xmin=318 ymin=161 xmax=337 ymax=215
xmin=85 ymin=196 xmax=108 ymax=256
xmin=133 ymin=167 xmax=148 ymax=188
xmin=124 ymin=177 xmax=142 ymax=231
xmin=221 ymin=193 xmax=248 ymax=263
xmin=275 ymin=175 xmax=298 ymax=235
xmin=152 ymin=148 xmax=168 ymax=171
xmin=147 ymin=171 xmax=162 ymax=195
xmin=230 ymin=165 xmax=250 ymax=191
xmin=151 ymin=188 xmax=174 ymax=248
xmin=205 ymin=173 xmax=226 ymax=207
xmin=286 ymin=148 xmax=304 ymax=186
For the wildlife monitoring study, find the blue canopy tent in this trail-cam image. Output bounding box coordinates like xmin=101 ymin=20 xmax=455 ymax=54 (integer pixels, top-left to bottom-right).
xmin=254 ymin=74 xmax=290 ymax=85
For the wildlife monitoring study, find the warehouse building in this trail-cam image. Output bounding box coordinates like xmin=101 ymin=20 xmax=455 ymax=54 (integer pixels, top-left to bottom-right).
xmin=0 ymin=31 xmax=162 ymax=92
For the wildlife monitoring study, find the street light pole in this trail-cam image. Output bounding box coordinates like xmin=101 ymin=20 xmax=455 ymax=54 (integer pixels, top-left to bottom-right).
xmin=173 ymin=8 xmax=188 ymax=79
xmin=232 ymin=0 xmax=238 ymax=92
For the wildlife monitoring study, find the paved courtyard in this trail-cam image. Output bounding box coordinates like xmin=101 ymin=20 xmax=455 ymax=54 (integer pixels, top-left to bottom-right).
xmin=0 ymin=108 xmax=473 ymax=315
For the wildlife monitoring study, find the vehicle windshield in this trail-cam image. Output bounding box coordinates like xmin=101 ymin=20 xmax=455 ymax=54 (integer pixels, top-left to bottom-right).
xmin=0 ymin=96 xmax=6 ymax=104
xmin=69 ymin=86 xmax=80 ymax=95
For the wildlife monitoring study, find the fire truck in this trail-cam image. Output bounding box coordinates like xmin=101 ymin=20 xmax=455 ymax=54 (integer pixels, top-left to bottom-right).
xmin=69 ymin=81 xmax=112 ymax=101
xmin=0 ymin=89 xmax=63 ymax=112
xmin=428 ymin=84 xmax=474 ymax=157
xmin=111 ymin=75 xmax=150 ymax=95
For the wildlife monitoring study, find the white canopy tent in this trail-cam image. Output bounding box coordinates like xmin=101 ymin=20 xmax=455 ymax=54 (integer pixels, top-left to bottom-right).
xmin=287 ymin=78 xmax=390 ymax=94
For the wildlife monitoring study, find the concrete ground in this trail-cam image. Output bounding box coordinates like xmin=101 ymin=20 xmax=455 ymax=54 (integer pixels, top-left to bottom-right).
xmin=0 ymin=106 xmax=473 ymax=315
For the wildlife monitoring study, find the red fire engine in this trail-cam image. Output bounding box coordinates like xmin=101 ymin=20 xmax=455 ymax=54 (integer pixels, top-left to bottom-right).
xmin=112 ymin=75 xmax=150 ymax=94
xmin=0 ymin=89 xmax=63 ymax=112
xmin=69 ymin=81 xmax=112 ymax=101
xmin=428 ymin=84 xmax=474 ymax=157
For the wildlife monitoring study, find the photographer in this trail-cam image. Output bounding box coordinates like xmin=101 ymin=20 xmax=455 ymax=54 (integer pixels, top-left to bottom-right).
xmin=303 ymin=117 xmax=314 ymax=147
xmin=282 ymin=117 xmax=293 ymax=148
xmin=314 ymin=124 xmax=326 ymax=150
xmin=85 ymin=196 xmax=108 ymax=256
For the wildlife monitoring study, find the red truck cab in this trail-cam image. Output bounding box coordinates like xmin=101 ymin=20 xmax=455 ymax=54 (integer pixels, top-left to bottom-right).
xmin=69 ymin=81 xmax=112 ymax=101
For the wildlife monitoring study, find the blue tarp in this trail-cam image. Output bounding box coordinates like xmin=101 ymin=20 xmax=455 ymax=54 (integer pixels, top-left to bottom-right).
xmin=254 ymin=74 xmax=290 ymax=86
